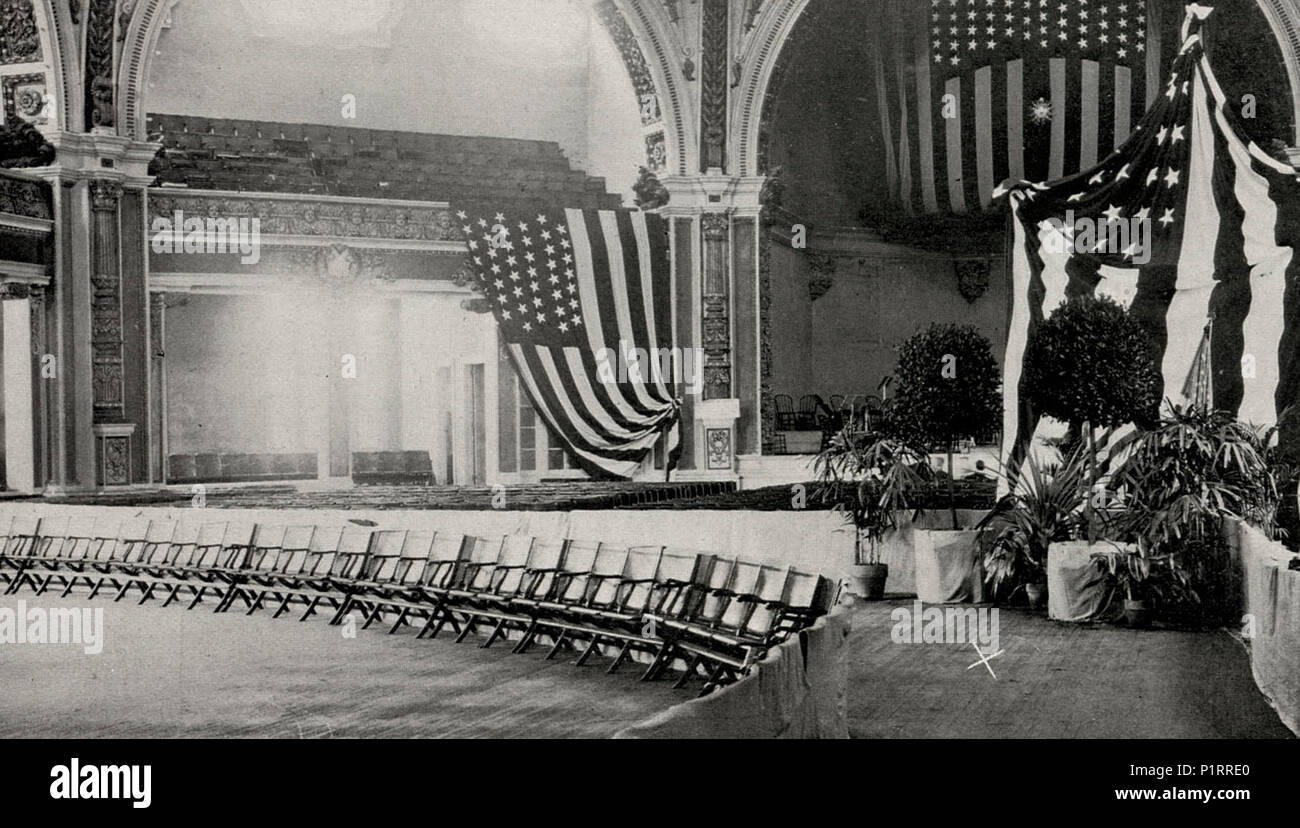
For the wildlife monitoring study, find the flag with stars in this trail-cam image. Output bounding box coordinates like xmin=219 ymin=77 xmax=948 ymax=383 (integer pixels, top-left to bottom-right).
xmin=867 ymin=0 xmax=1178 ymax=215
xmin=996 ymin=4 xmax=1300 ymax=492
xmin=457 ymin=207 xmax=681 ymax=479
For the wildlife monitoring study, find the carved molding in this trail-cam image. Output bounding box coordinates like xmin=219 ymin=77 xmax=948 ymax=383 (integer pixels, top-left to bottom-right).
xmin=758 ymin=224 xmax=774 ymax=451
xmin=701 ymin=210 xmax=731 ymax=400
xmin=149 ymin=290 xmax=164 ymax=357
xmin=0 ymin=172 xmax=52 ymax=219
xmin=84 ymin=0 xmax=116 ymax=130
xmin=955 ymin=257 xmax=991 ymax=304
xmin=148 ymin=192 xmax=462 ymax=242
xmin=90 ymin=178 xmax=122 ymax=212
xmin=699 ymin=0 xmax=728 ymax=171
xmin=0 ymin=0 xmax=41 ymax=64
xmin=0 ymin=280 xmax=30 ymax=299
xmin=594 ymin=0 xmax=666 ymax=174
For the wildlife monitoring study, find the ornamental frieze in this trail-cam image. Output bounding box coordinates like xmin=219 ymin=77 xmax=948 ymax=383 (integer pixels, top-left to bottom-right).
xmin=0 ymin=0 xmax=41 ymax=65
xmin=147 ymin=192 xmax=462 ymax=242
xmin=0 ymin=171 xmax=52 ymax=220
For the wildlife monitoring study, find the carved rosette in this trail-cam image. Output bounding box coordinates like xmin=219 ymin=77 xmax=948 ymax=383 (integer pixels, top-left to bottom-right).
xmin=0 ymin=281 xmax=31 ymax=300
xmin=700 ymin=211 xmax=731 ymax=400
xmin=699 ymin=0 xmax=728 ymax=171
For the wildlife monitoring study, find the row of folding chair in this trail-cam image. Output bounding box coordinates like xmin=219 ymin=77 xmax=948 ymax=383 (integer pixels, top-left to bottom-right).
xmin=0 ymin=514 xmax=839 ymax=692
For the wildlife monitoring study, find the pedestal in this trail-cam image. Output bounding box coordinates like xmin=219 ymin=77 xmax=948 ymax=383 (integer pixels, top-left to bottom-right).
xmin=93 ymin=422 xmax=136 ymax=487
xmin=678 ymin=397 xmax=740 ymax=480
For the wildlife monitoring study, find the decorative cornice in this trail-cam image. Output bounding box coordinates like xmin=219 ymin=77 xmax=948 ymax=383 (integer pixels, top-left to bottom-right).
xmin=147 ymin=190 xmax=465 ymax=246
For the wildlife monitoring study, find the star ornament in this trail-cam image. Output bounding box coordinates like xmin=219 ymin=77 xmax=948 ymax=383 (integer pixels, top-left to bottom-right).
xmin=1029 ymin=97 xmax=1053 ymax=125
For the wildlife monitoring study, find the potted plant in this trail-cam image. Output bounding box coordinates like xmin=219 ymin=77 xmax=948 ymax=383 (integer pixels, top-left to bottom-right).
xmin=891 ymin=323 xmax=1002 ymax=528
xmin=890 ymin=324 xmax=1001 ymax=603
xmin=813 ymin=423 xmax=931 ymax=599
xmin=977 ymin=444 xmax=1090 ymax=610
xmin=1096 ymin=542 xmax=1162 ymax=627
xmin=1021 ymin=294 xmax=1161 ymax=521
xmin=1107 ymin=404 xmax=1281 ymax=626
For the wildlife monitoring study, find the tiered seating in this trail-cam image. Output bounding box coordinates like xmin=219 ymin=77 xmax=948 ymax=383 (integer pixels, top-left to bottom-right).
xmin=146 ymin=113 xmax=623 ymax=211
xmin=0 ymin=515 xmax=839 ymax=694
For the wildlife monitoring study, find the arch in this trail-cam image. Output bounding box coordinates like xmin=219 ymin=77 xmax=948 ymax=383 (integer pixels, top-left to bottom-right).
xmin=734 ymin=0 xmax=1300 ymax=178
xmin=117 ymin=0 xmax=694 ymax=176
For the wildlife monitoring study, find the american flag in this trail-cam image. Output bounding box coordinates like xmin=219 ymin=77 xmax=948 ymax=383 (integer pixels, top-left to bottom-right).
xmin=997 ymin=4 xmax=1300 ymax=491
xmin=868 ymin=0 xmax=1176 ymax=214
xmin=458 ymin=207 xmax=681 ymax=479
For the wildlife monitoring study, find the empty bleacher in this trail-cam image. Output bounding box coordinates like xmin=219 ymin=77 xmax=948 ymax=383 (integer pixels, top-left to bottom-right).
xmin=146 ymin=113 xmax=624 ymax=211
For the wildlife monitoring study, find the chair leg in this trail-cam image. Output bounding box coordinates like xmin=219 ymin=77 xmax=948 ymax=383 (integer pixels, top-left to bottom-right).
xmin=512 ymin=619 xmax=539 ymax=654
xmin=544 ymin=629 xmax=569 ymax=660
xmin=387 ymin=607 xmax=409 ymax=634
xmin=606 ymin=641 xmax=633 ymax=674
xmin=480 ymin=618 xmax=507 ymax=649
xmin=299 ymin=595 xmax=322 ymax=622
xmin=361 ymin=602 xmax=386 ymax=630
xmin=673 ymin=654 xmax=701 ymax=689
xmin=271 ymin=592 xmax=296 ymax=619
xmin=640 ymin=642 xmax=672 ymax=682
xmin=453 ymin=614 xmax=477 ymax=643
xmin=186 ymin=585 xmax=209 ymax=610
xmin=576 ymin=636 xmax=602 ymax=667
xmin=159 ymin=582 xmax=183 ymax=608
xmin=112 ymin=579 xmax=136 ymax=602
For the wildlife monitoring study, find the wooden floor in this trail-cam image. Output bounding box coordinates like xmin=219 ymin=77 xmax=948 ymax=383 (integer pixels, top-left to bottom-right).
xmin=0 ymin=595 xmax=692 ymax=739
xmin=847 ymin=599 xmax=1294 ymax=739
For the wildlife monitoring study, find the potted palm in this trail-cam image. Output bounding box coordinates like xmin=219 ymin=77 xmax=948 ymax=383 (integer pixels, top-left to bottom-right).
xmin=814 ymin=423 xmax=931 ymax=599
xmin=890 ymin=324 xmax=1001 ymax=603
xmin=1106 ymin=404 xmax=1281 ymax=626
xmin=977 ymin=444 xmax=1090 ymax=610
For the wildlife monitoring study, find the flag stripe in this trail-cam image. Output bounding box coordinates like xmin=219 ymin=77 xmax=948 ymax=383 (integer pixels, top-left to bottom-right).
xmin=1114 ymin=64 xmax=1132 ymax=149
xmin=975 ymin=66 xmax=995 ymax=206
xmin=916 ymin=24 xmax=939 ymax=213
xmin=1049 ymin=57 xmax=1067 ymax=181
xmin=945 ymin=76 xmax=967 ymax=213
xmin=1007 ymin=58 xmax=1025 ymax=182
xmin=1080 ymin=59 xmax=1100 ymax=170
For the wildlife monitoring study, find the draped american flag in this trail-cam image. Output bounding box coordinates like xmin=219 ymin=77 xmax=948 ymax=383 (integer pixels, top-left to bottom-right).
xmin=458 ymin=207 xmax=681 ymax=479
xmin=996 ymin=4 xmax=1300 ymax=492
xmin=869 ymin=0 xmax=1176 ymax=214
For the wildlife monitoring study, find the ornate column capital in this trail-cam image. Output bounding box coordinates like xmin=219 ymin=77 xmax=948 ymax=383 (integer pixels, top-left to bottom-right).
xmin=0 ymin=282 xmax=32 ymax=300
xmin=90 ymin=178 xmax=123 ymax=211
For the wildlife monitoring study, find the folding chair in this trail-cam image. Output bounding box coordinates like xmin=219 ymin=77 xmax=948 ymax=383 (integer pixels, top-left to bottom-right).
xmin=512 ymin=539 xmax=603 ymax=659
xmin=265 ymin=525 xmax=343 ymax=620
xmin=329 ymin=529 xmax=406 ymax=626
xmin=409 ymin=531 xmax=472 ymax=639
xmin=1 ymin=515 xmax=44 ymax=593
xmin=439 ymin=534 xmax=512 ymax=643
xmin=231 ymin=525 xmax=316 ymax=616
xmin=82 ymin=518 xmax=156 ymax=601
xmin=360 ymin=529 xmax=435 ymax=633
xmin=566 ymin=545 xmax=665 ymax=672
xmin=468 ymin=536 xmax=568 ymax=649
xmin=19 ymin=516 xmax=101 ymax=597
xmin=676 ymin=565 xmax=797 ymax=692
xmin=110 ymin=520 xmax=178 ymax=602
xmin=214 ymin=524 xmax=286 ymax=613
xmin=297 ymin=525 xmax=371 ymax=622
xmin=5 ymin=515 xmax=68 ymax=595
xmin=773 ymin=394 xmax=796 ymax=430
xmin=143 ymin=522 xmax=229 ymax=610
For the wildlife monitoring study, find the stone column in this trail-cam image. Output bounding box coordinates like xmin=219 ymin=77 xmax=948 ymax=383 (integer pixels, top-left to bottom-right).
xmin=149 ymin=291 xmax=166 ymax=482
xmin=1 ymin=284 xmax=35 ymax=492
xmin=90 ymin=179 xmax=124 ymax=421
xmin=700 ymin=210 xmax=731 ymax=401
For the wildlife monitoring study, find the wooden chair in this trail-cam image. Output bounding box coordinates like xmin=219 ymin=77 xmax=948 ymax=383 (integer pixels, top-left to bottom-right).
xmin=773 ymin=394 xmax=797 ymax=430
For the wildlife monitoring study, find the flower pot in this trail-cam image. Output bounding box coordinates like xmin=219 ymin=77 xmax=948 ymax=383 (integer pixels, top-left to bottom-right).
xmin=1047 ymin=541 xmax=1126 ymax=622
xmin=851 ymin=563 xmax=889 ymax=601
xmin=1124 ymin=599 xmax=1152 ymax=628
xmin=1024 ymin=582 xmax=1047 ymax=610
xmin=912 ymin=529 xmax=984 ymax=603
